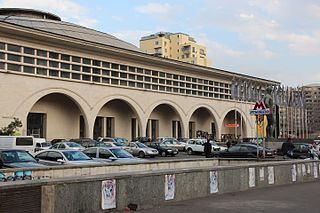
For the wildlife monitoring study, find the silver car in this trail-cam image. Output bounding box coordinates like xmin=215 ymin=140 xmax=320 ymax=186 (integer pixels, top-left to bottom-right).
xmin=83 ymin=147 xmax=145 ymax=163
xmin=50 ymin=142 xmax=85 ymax=151
xmin=124 ymin=142 xmax=159 ymax=158
xmin=35 ymin=150 xmax=101 ymax=166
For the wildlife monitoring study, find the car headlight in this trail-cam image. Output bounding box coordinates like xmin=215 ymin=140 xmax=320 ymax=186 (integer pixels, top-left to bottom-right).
xmin=167 ymin=149 xmax=172 ymax=152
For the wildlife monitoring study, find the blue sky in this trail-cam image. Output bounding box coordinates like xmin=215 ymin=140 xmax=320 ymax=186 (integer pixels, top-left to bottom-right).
xmin=1 ymin=0 xmax=319 ymax=86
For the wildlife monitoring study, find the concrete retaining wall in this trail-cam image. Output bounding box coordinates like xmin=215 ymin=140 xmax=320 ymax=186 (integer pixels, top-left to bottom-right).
xmin=0 ymin=160 xmax=319 ymax=212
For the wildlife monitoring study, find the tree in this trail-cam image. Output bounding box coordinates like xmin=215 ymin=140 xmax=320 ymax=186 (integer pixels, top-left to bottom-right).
xmin=0 ymin=117 xmax=22 ymax=135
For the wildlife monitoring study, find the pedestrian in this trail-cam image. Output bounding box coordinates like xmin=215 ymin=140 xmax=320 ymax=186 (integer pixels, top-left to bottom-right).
xmin=310 ymin=143 xmax=319 ymax=160
xmin=281 ymin=137 xmax=295 ymax=158
xmin=226 ymin=140 xmax=231 ymax=149
xmin=203 ymin=139 xmax=212 ymax=158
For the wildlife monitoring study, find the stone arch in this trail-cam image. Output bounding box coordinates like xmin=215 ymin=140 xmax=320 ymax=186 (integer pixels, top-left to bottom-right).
xmin=144 ymin=100 xmax=187 ymax=138
xmin=91 ymin=95 xmax=144 ymax=140
xmin=186 ymin=104 xmax=220 ymax=139
xmin=13 ymin=87 xmax=91 ymax=139
xmin=220 ymin=106 xmax=251 ymax=141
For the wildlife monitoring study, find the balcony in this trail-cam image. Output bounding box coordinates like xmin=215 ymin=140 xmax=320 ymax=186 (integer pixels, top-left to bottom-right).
xmin=181 ymin=45 xmax=191 ymax=54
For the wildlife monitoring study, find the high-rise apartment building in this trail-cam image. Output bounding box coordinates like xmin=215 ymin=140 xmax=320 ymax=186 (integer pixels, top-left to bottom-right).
xmin=140 ymin=32 xmax=211 ymax=67
xmin=303 ymin=84 xmax=320 ymax=138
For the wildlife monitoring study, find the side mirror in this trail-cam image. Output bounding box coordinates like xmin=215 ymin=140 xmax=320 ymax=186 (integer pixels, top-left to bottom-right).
xmin=57 ymin=159 xmax=65 ymax=164
xmin=35 ymin=158 xmax=40 ymax=162
xmin=109 ymin=157 xmax=117 ymax=161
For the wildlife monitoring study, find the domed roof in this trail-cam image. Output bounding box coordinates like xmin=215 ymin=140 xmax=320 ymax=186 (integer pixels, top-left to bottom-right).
xmin=0 ymin=8 xmax=141 ymax=52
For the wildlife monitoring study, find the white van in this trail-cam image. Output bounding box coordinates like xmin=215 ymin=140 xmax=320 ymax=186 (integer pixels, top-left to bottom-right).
xmin=0 ymin=136 xmax=35 ymax=154
xmin=34 ymin=138 xmax=51 ymax=152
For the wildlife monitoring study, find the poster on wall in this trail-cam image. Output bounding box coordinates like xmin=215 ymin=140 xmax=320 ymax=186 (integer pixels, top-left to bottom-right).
xmin=165 ymin=174 xmax=175 ymax=200
xmin=313 ymin=163 xmax=318 ymax=178
xmin=259 ymin=167 xmax=265 ymax=181
xmin=291 ymin=164 xmax=297 ymax=182
xmin=249 ymin=168 xmax=255 ymax=188
xmin=101 ymin=179 xmax=116 ymax=210
xmin=209 ymin=171 xmax=218 ymax=193
xmin=267 ymin=166 xmax=274 ymax=185
xmin=297 ymin=164 xmax=301 ymax=177
xmin=302 ymin=164 xmax=306 ymax=176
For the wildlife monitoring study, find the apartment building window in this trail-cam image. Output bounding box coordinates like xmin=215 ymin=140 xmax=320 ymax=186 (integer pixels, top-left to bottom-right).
xmin=7 ymin=44 xmax=21 ymax=52
xmin=49 ymin=52 xmax=59 ymax=59
xmin=24 ymin=47 xmax=35 ymax=55
xmin=192 ymin=47 xmax=195 ymax=53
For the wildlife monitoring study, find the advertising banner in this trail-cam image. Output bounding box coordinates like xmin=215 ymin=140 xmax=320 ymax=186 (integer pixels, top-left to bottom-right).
xmin=249 ymin=168 xmax=255 ymax=188
xmin=209 ymin=171 xmax=218 ymax=193
xmin=101 ymin=179 xmax=116 ymax=210
xmin=267 ymin=166 xmax=274 ymax=185
xmin=291 ymin=164 xmax=297 ymax=182
xmin=165 ymin=174 xmax=175 ymax=200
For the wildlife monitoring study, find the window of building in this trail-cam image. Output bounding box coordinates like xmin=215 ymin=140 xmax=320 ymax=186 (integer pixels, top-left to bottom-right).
xmin=111 ymin=71 xmax=119 ymax=77
xmin=120 ymin=73 xmax=127 ymax=78
xmin=93 ymin=60 xmax=101 ymax=67
xmin=0 ymin=52 xmax=4 ymax=60
xmin=166 ymin=80 xmax=172 ymax=85
xmin=166 ymin=87 xmax=172 ymax=92
xmin=83 ymin=58 xmax=91 ymax=65
xmin=137 ymin=83 xmax=143 ymax=88
xmin=137 ymin=68 xmax=143 ymax=73
xmin=73 ymin=65 xmax=81 ymax=72
xmin=159 ymin=72 xmax=165 ymax=77
xmin=145 ymin=84 xmax=151 ymax=89
xmin=37 ymin=68 xmax=47 ymax=75
xmin=49 ymin=61 xmax=59 ymax=68
xmin=72 ymin=73 xmax=81 ymax=80
xmin=49 ymin=70 xmax=59 ymax=77
xmin=129 ymin=66 xmax=135 ymax=72
xmin=137 ymin=75 xmax=143 ymax=81
xmin=145 ymin=76 xmax=151 ymax=82
xmin=61 ymin=72 xmax=70 ymax=78
xmin=111 ymin=79 xmax=118 ymax=85
xmin=7 ymin=44 xmax=21 ymax=52
xmin=49 ymin=52 xmax=59 ymax=59
xmin=24 ymin=47 xmax=35 ymax=55
xmin=61 ymin=54 xmax=70 ymax=61
xmin=7 ymin=63 xmax=21 ymax=72
xmin=37 ymin=50 xmax=47 ymax=57
xmin=145 ymin=69 xmax=151 ymax=75
xmin=0 ymin=42 xmax=5 ymax=50
xmin=160 ymin=86 xmax=165 ymax=91
xmin=72 ymin=56 xmax=81 ymax=63
xmin=152 ymin=78 xmax=158 ymax=83
xmin=82 ymin=75 xmax=91 ymax=81
xmin=93 ymin=76 xmax=100 ymax=83
xmin=129 ymin=81 xmax=135 ymax=87
xmin=120 ymin=65 xmax=127 ymax=71
xmin=60 ymin=63 xmax=70 ymax=69
xmin=102 ymin=78 xmax=110 ymax=84
xmin=152 ymin=85 xmax=158 ymax=90
xmin=120 ymin=80 xmax=127 ymax=86
xmin=82 ymin=66 xmax=91 ymax=73
xmin=111 ymin=63 xmax=119 ymax=70
xmin=37 ymin=59 xmax=47 ymax=66
xmin=7 ymin=54 xmax=21 ymax=62
xmin=23 ymin=66 xmax=35 ymax=74
xmin=159 ymin=79 xmax=165 ymax=84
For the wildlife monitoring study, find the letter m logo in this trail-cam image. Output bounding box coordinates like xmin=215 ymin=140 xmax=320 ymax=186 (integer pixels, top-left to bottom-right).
xmin=253 ymin=101 xmax=266 ymax=110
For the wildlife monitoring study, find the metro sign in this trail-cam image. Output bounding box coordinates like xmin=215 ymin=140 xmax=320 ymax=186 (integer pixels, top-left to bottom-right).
xmin=249 ymin=101 xmax=271 ymax=115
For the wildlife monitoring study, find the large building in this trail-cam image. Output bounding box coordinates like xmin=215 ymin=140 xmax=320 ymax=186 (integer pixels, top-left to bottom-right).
xmin=140 ymin=32 xmax=211 ymax=67
xmin=0 ymin=8 xmax=295 ymax=142
xmin=303 ymin=84 xmax=320 ymax=138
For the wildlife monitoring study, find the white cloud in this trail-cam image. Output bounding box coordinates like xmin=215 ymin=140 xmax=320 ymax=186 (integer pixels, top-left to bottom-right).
xmin=135 ymin=3 xmax=172 ymax=15
xmin=0 ymin=0 xmax=98 ymax=27
xmin=239 ymin=12 xmax=254 ymax=20
xmin=112 ymin=30 xmax=153 ymax=47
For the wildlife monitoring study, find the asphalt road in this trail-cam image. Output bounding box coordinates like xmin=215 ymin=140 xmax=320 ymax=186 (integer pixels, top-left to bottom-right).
xmin=138 ymin=181 xmax=320 ymax=213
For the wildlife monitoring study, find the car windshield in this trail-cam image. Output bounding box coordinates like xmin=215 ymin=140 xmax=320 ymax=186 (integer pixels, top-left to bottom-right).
xmin=109 ymin=149 xmax=133 ymax=158
xmin=114 ymin=142 xmax=125 ymax=147
xmin=136 ymin=142 xmax=148 ymax=148
xmin=66 ymin=142 xmax=81 ymax=147
xmin=1 ymin=150 xmax=37 ymax=163
xmin=114 ymin=138 xmax=128 ymax=143
xmin=41 ymin=142 xmax=51 ymax=147
xmin=62 ymin=151 xmax=91 ymax=161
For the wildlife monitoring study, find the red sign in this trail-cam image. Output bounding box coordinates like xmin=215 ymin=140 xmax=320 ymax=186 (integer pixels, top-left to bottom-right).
xmin=224 ymin=124 xmax=239 ymax=128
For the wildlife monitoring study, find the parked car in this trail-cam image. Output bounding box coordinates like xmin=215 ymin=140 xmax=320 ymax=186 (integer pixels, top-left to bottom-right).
xmin=113 ymin=137 xmax=128 ymax=144
xmin=50 ymin=142 xmax=85 ymax=151
xmin=83 ymin=147 xmax=144 ymax=163
xmin=161 ymin=138 xmax=186 ymax=151
xmin=34 ymin=138 xmax=51 ymax=152
xmin=131 ymin=137 xmax=151 ymax=143
xmin=124 ymin=142 xmax=159 ymax=158
xmin=217 ymin=143 xmax=275 ymax=158
xmin=185 ymin=139 xmax=221 ymax=155
xmin=69 ymin=138 xmax=104 ymax=148
xmin=102 ymin=141 xmax=126 ymax=148
xmin=291 ymin=142 xmax=312 ymax=159
xmin=146 ymin=142 xmax=179 ymax=157
xmin=35 ymin=150 xmax=100 ymax=166
xmin=50 ymin=138 xmax=67 ymax=145
xmin=0 ymin=149 xmax=45 ymax=168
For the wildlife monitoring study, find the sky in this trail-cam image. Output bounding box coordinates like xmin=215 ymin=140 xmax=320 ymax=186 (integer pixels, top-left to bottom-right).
xmin=1 ymin=0 xmax=319 ymax=87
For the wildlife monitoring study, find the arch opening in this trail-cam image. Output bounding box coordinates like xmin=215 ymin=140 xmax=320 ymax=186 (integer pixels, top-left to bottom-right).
xmin=94 ymin=99 xmax=141 ymax=140
xmin=221 ymin=110 xmax=247 ymax=142
xmin=27 ymin=93 xmax=87 ymax=140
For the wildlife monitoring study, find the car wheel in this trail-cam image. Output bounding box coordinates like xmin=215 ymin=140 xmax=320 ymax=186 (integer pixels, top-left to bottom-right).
xmin=138 ymin=151 xmax=145 ymax=158
xmin=187 ymin=148 xmax=193 ymax=155
xmin=161 ymin=151 xmax=167 ymax=157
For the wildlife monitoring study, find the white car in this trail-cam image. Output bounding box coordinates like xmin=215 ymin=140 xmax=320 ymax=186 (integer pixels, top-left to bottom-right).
xmin=50 ymin=142 xmax=85 ymax=151
xmin=185 ymin=139 xmax=221 ymax=155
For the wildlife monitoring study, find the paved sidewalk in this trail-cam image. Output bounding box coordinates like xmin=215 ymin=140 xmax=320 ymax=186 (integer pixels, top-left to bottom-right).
xmin=137 ymin=181 xmax=320 ymax=213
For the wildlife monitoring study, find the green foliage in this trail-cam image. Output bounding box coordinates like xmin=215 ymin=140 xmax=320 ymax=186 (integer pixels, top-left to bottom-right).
xmin=0 ymin=117 xmax=22 ymax=136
